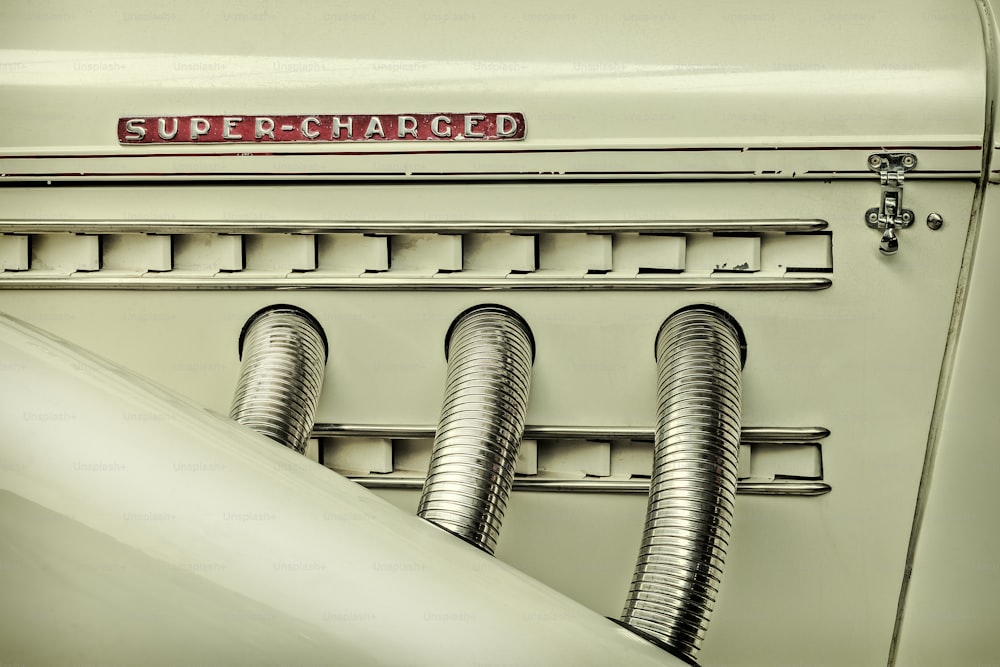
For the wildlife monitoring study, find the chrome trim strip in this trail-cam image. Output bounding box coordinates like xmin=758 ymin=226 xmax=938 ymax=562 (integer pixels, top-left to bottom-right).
xmin=312 ymin=424 xmax=830 ymax=443
xmin=348 ymin=476 xmax=832 ymax=497
xmin=737 ymin=481 xmax=833 ymax=497
xmin=739 ymin=426 xmax=830 ymax=442
xmin=0 ymin=218 xmax=828 ymax=234
xmin=0 ymin=275 xmax=833 ymax=291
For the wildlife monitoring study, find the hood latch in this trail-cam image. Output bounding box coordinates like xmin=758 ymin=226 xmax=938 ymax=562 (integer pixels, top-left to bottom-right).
xmin=865 ymin=152 xmax=916 ymax=256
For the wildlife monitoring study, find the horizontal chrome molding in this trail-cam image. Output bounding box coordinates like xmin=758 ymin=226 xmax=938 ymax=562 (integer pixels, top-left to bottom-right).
xmin=0 ymin=275 xmax=832 ymax=291
xmin=0 ymin=218 xmax=828 ymax=234
xmin=313 ymin=424 xmax=830 ymax=442
xmin=349 ymin=476 xmax=832 ymax=497
xmin=739 ymin=426 xmax=831 ymax=442
xmin=737 ymin=481 xmax=832 ymax=497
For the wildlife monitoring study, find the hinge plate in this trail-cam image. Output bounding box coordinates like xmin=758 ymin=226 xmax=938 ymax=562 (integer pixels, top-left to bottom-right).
xmin=865 ymin=152 xmax=916 ymax=256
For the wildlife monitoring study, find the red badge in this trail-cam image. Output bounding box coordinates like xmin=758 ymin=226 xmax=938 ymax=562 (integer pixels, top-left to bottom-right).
xmin=118 ymin=113 xmax=525 ymax=144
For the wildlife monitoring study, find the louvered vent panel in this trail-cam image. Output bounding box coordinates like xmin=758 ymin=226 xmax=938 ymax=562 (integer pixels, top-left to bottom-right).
xmin=0 ymin=226 xmax=832 ymax=287
xmin=317 ymin=428 xmax=830 ymax=495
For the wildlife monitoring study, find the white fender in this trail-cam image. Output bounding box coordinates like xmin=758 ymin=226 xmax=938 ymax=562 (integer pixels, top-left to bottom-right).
xmin=0 ymin=314 xmax=679 ymax=666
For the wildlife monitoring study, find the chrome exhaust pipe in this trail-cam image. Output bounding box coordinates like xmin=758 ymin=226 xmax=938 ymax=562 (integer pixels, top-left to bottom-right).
xmin=621 ymin=306 xmax=745 ymax=662
xmin=417 ymin=305 xmax=534 ymax=555
xmin=229 ymin=305 xmax=327 ymax=454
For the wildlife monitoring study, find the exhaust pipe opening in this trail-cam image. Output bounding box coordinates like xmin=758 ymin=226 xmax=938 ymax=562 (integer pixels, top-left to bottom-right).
xmin=418 ymin=304 xmax=535 ymax=555
xmin=621 ymin=305 xmax=745 ymax=664
xmin=230 ymin=305 xmax=328 ymax=454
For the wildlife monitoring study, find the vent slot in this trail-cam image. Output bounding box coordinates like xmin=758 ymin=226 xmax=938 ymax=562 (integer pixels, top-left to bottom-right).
xmin=244 ymin=233 xmax=317 ymax=274
xmin=0 ymin=234 xmax=29 ymax=271
xmin=388 ymin=234 xmax=462 ymax=276
xmin=763 ymin=231 xmax=834 ymax=273
xmin=462 ymin=233 xmax=536 ymax=276
xmin=172 ymin=233 xmax=243 ymax=274
xmin=612 ymin=233 xmax=685 ymax=275
xmin=534 ymin=233 xmax=612 ymax=277
xmin=741 ymin=443 xmax=823 ymax=481
xmin=101 ymin=234 xmax=172 ymax=275
xmin=30 ymin=233 xmax=100 ymax=274
xmin=685 ymin=234 xmax=761 ymax=273
xmin=315 ymin=234 xmax=388 ymax=275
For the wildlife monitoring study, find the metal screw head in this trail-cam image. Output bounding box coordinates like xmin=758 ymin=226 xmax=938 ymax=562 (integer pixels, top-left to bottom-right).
xmin=902 ymin=155 xmax=916 ymax=168
xmin=868 ymin=155 xmax=883 ymax=169
xmin=901 ymin=211 xmax=912 ymax=224
xmin=927 ymin=213 xmax=944 ymax=230
xmin=867 ymin=211 xmax=879 ymax=224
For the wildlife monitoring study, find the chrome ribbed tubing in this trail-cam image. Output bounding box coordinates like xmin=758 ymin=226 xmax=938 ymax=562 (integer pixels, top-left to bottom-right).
xmin=417 ymin=305 xmax=534 ymax=555
xmin=229 ymin=306 xmax=327 ymax=454
xmin=622 ymin=306 xmax=744 ymax=661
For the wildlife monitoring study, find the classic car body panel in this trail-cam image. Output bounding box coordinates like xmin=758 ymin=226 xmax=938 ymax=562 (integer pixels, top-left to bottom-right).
xmin=0 ymin=0 xmax=987 ymax=179
xmin=0 ymin=177 xmax=980 ymax=665
xmin=1 ymin=1 xmax=999 ymax=665
xmin=892 ymin=184 xmax=1000 ymax=667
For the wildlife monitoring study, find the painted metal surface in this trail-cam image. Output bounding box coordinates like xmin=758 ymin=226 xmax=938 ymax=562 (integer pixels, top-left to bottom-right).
xmin=0 ymin=314 xmax=680 ymax=667
xmin=891 ymin=3 xmax=999 ymax=662
xmin=891 ymin=185 xmax=1000 ymax=665
xmin=0 ymin=0 xmax=985 ymax=180
xmin=0 ymin=1 xmax=995 ymax=663
xmin=0 ymin=176 xmax=976 ymax=665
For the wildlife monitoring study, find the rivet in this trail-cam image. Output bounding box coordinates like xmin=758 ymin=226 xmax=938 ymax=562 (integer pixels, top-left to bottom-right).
xmin=927 ymin=213 xmax=944 ymax=230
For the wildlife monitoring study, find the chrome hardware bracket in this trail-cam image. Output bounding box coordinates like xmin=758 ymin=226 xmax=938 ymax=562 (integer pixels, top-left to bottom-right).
xmin=865 ymin=152 xmax=916 ymax=256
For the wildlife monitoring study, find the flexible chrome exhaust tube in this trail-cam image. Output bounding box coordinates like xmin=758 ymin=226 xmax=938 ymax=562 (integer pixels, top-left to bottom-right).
xmin=621 ymin=306 xmax=745 ymax=663
xmin=229 ymin=305 xmax=328 ymax=454
xmin=417 ymin=305 xmax=534 ymax=555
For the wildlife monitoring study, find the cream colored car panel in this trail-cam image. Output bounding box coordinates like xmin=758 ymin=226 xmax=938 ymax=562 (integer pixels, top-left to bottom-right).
xmin=892 ymin=182 xmax=1000 ymax=665
xmin=0 ymin=0 xmax=986 ymax=179
xmin=0 ymin=315 xmax=681 ymax=667
xmin=0 ymin=177 xmax=976 ymax=665
xmin=1 ymin=0 xmax=997 ymax=664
